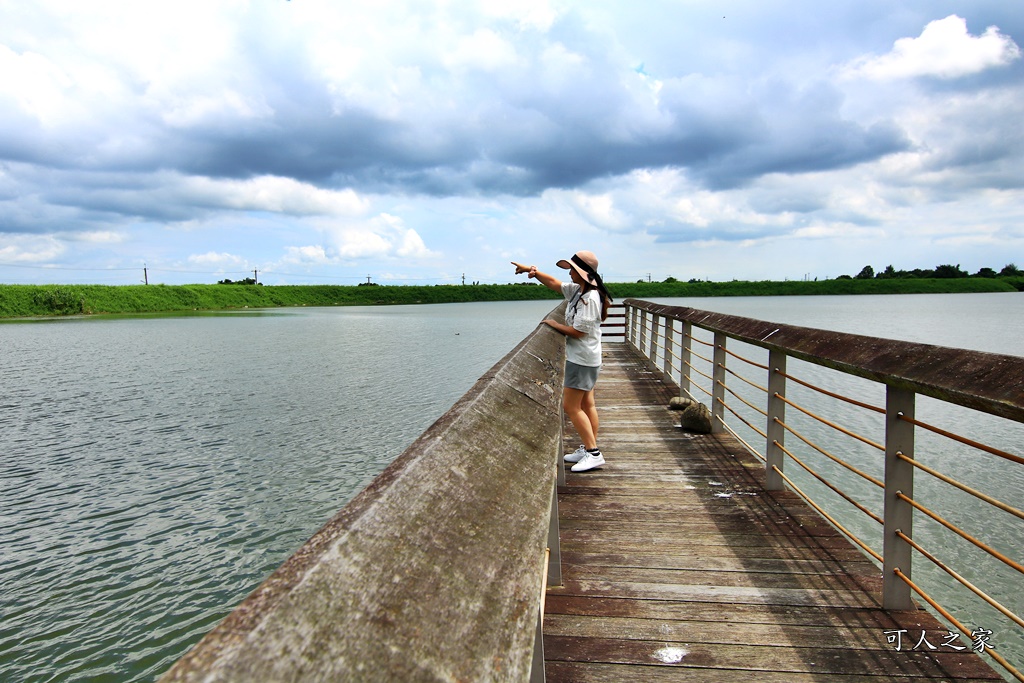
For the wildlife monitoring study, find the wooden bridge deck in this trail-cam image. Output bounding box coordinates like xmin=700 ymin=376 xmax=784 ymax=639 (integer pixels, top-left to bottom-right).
xmin=543 ymin=343 xmax=1002 ymax=682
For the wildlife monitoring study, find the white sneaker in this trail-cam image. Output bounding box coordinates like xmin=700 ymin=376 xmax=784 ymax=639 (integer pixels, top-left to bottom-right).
xmin=564 ymin=444 xmax=588 ymax=463
xmin=571 ymin=451 xmax=606 ymax=472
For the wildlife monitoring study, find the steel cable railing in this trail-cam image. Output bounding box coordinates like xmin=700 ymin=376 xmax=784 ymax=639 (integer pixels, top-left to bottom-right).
xmin=725 ymin=345 xmax=770 ymax=371
xmin=685 ymin=371 xmax=713 ymax=400
xmin=894 ymin=567 xmax=1023 ymax=681
xmin=896 ymin=452 xmax=1024 ymax=521
xmin=621 ymin=300 xmax=1024 ymax=683
xmin=687 ymin=352 xmax=715 ymax=382
xmin=776 ymin=392 xmax=885 ymax=452
xmin=770 ymin=463 xmax=883 ymax=563
xmin=900 ymin=413 xmax=1024 ymax=466
xmin=895 ymin=491 xmax=1024 ymax=575
xmin=724 ymin=363 xmax=771 ymax=397
xmin=712 ymin=406 xmax=766 ymax=464
xmin=716 ymin=345 xmax=773 ymax=452
xmin=774 ymin=436 xmax=885 ymax=527
xmin=775 ymin=417 xmax=885 ymax=490
xmin=782 ymin=370 xmax=887 ymax=415
xmin=690 ymin=333 xmax=714 ymax=348
xmin=720 ymin=387 xmax=769 ymax=431
xmin=896 ymin=531 xmax=1024 ymax=629
xmin=717 ymin=393 xmax=768 ymax=448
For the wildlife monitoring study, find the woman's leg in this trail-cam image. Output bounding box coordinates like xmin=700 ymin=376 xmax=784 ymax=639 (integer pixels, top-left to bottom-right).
xmin=563 ymin=387 xmax=597 ymax=450
xmin=581 ymin=389 xmax=599 ymax=442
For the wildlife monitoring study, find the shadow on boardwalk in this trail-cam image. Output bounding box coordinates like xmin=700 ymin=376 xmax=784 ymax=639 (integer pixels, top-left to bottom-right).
xmin=544 ymin=343 xmax=1002 ymax=682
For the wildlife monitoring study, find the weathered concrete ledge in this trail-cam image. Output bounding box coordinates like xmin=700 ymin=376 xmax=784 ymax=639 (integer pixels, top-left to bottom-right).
xmin=161 ymin=305 xmax=567 ymax=682
xmin=629 ymin=299 xmax=1024 ymax=422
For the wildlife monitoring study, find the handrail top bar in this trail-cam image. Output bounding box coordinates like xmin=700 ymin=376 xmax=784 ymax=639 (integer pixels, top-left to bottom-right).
xmin=625 ymin=299 xmax=1024 ymax=423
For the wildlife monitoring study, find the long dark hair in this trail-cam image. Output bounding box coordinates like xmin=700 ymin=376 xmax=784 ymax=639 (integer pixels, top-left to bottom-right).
xmin=579 ymin=281 xmax=613 ymax=322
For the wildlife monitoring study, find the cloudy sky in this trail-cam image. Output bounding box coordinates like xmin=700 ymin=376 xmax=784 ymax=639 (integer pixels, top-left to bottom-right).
xmin=1 ymin=1 xmax=1021 ymax=285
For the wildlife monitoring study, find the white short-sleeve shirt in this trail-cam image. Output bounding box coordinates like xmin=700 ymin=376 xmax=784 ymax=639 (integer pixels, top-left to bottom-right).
xmin=561 ymin=282 xmax=602 ymax=367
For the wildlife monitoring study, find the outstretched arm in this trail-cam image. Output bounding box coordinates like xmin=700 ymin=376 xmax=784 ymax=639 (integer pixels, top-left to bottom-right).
xmin=512 ymin=261 xmax=562 ymax=293
xmin=512 ymin=262 xmax=586 ymax=338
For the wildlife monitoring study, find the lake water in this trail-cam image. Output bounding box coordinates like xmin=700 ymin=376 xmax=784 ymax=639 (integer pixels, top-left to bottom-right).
xmin=1 ymin=293 xmax=1021 ymax=681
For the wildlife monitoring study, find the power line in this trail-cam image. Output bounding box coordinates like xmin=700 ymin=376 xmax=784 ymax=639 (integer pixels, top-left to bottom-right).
xmin=0 ymin=262 xmax=139 ymax=271
xmin=0 ymin=262 xmax=520 ymax=286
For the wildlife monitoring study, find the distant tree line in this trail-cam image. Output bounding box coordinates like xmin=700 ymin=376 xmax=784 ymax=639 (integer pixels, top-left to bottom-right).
xmin=645 ymin=263 xmax=1020 ymax=284
xmin=217 ymin=277 xmax=262 ymax=286
xmin=844 ymin=263 xmax=1020 ymax=280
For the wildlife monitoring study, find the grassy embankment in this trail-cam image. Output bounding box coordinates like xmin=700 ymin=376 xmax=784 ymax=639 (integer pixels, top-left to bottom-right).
xmin=1 ymin=277 xmax=1021 ymax=319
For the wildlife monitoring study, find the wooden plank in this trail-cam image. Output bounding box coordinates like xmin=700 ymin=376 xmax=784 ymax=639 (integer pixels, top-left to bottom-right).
xmin=544 ymin=636 xmax=1003 ymax=679
xmin=545 ymin=595 xmax=942 ymax=631
xmin=558 ymin=550 xmax=876 ymax=573
xmin=545 ymin=343 xmax=1003 ymax=682
xmin=545 ymin=661 xmax=1002 ymax=683
xmin=545 ymin=613 xmax=934 ymax=650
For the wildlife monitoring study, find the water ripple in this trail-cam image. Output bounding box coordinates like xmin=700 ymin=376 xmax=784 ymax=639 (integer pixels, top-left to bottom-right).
xmin=1 ymin=302 xmax=555 ymax=682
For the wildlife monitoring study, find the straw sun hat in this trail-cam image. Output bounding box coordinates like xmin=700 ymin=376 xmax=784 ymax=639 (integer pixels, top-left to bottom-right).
xmin=557 ymin=250 xmax=600 ymax=284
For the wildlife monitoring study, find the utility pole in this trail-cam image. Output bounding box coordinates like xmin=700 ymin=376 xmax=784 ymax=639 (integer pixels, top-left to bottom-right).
xmin=366 ymin=274 xmax=372 ymax=285
xmin=143 ymin=265 xmax=148 ymax=285
xmin=462 ymin=273 xmax=465 ymax=285
xmin=253 ymin=269 xmax=258 ymax=284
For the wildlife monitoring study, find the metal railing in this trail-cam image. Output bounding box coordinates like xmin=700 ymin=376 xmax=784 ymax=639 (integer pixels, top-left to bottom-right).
xmin=620 ymin=299 xmax=1024 ymax=682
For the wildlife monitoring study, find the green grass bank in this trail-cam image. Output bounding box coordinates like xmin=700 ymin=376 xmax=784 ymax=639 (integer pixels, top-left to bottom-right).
xmin=1 ymin=277 xmax=1021 ymax=319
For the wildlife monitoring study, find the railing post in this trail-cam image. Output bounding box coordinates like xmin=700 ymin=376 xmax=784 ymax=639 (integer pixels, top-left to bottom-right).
xmin=626 ymin=305 xmax=637 ymax=350
xmin=536 ymin=373 xmax=565 ymax=683
xmin=651 ymin=313 xmax=661 ymax=367
xmin=662 ymin=318 xmax=675 ymax=383
xmin=883 ymin=387 xmax=915 ymax=610
xmin=680 ymin=321 xmax=692 ymax=398
xmin=626 ymin=305 xmax=634 ymax=356
xmin=531 ymin=531 xmax=552 ymax=683
xmin=623 ymin=305 xmax=630 ymax=345
xmin=711 ymin=332 xmax=727 ymax=434
xmin=765 ymin=350 xmax=787 ymax=490
xmin=639 ymin=309 xmax=649 ymax=359
xmin=546 ymin=478 xmax=561 ymax=587
xmin=531 ymin=607 xmax=546 ymax=683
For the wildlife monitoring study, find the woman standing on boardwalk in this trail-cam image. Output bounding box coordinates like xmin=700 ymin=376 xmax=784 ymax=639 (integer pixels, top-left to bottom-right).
xmin=513 ymin=251 xmax=613 ymax=472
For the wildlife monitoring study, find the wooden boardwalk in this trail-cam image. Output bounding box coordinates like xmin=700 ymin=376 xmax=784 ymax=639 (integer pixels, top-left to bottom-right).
xmin=543 ymin=343 xmax=1003 ymax=682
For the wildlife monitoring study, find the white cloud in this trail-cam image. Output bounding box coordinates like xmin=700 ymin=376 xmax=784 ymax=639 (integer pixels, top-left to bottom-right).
xmin=283 ymin=245 xmax=330 ymax=264
xmin=183 ymin=176 xmax=369 ymax=217
xmin=843 ymin=15 xmax=1021 ymax=80
xmin=161 ymin=90 xmax=273 ymax=128
xmin=188 ymin=251 xmax=247 ymax=267
xmin=564 ymin=191 xmax=627 ymax=230
xmin=69 ymin=231 xmax=125 ymax=244
xmin=0 ymin=235 xmax=65 ymax=262
xmin=445 ymin=29 xmax=521 ymax=72
xmin=480 ymin=0 xmax=561 ymax=31
xmin=335 ymin=230 xmax=390 ymax=259
xmin=396 ymin=226 xmax=432 ymax=258
xmin=318 ymin=213 xmax=438 ymax=260
xmin=0 ymin=45 xmax=72 ymax=124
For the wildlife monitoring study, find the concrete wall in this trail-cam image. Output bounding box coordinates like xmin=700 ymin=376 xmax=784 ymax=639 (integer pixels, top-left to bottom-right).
xmin=160 ymin=305 xmax=567 ymax=682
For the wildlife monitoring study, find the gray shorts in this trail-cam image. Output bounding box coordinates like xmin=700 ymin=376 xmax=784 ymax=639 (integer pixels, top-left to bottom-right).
xmin=564 ymin=360 xmax=600 ymax=391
